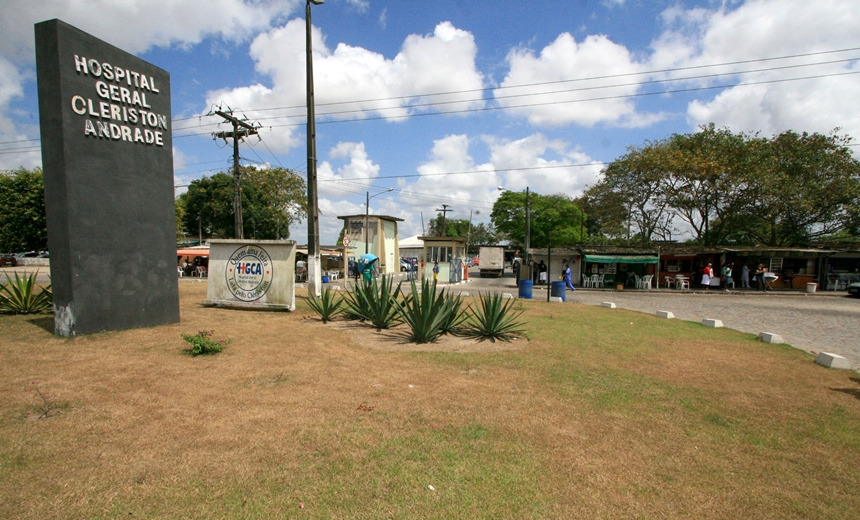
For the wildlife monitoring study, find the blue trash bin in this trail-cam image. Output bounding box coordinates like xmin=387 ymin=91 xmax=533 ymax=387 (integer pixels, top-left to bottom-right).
xmin=550 ymin=281 xmax=566 ymax=302
xmin=518 ymin=279 xmax=533 ymax=299
xmin=322 ymin=275 xmax=330 ymax=283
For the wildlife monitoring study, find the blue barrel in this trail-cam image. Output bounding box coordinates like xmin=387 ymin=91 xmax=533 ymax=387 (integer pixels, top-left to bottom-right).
xmin=322 ymin=275 xmax=330 ymax=283
xmin=518 ymin=279 xmax=533 ymax=299
xmin=550 ymin=281 xmax=566 ymax=302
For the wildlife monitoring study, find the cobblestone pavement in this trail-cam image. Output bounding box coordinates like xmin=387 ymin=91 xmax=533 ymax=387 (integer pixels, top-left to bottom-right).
xmin=481 ymin=283 xmax=860 ymax=369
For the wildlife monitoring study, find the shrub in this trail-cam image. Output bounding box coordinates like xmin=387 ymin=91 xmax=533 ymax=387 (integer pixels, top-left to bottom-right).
xmin=307 ymin=286 xmax=344 ymax=323
xmin=461 ymin=293 xmax=526 ymax=343
xmin=343 ymin=275 xmax=402 ymax=330
xmin=181 ymin=330 xmax=229 ymax=356
xmin=395 ymin=278 xmax=452 ymax=343
xmin=0 ymin=270 xmax=52 ymax=314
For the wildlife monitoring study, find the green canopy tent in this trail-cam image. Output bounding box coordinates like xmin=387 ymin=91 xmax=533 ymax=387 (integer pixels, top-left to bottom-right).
xmin=584 ymin=255 xmax=658 ymax=264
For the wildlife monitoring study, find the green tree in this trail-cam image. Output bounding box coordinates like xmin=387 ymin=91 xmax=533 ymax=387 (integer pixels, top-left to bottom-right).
xmin=490 ymin=190 xmax=585 ymax=248
xmin=427 ymin=216 xmax=471 ymax=238
xmin=179 ymin=166 xmax=307 ymax=240
xmin=0 ymin=167 xmax=47 ymax=252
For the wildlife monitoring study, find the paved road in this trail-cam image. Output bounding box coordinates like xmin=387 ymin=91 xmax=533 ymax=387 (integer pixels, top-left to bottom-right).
xmin=454 ymin=269 xmax=860 ymax=370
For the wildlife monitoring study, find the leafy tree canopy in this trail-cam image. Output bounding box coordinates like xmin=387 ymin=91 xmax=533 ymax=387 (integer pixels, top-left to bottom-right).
xmin=0 ymin=167 xmax=47 ymax=253
xmin=585 ymin=124 xmax=860 ymax=246
xmin=490 ymin=190 xmax=586 ymax=249
xmin=179 ymin=166 xmax=307 ymax=241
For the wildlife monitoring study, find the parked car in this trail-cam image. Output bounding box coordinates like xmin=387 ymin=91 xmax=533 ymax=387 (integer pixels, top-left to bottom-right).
xmin=0 ymin=254 xmax=17 ymax=267
xmin=400 ymin=257 xmax=410 ymax=272
xmin=849 ymin=282 xmax=860 ymax=298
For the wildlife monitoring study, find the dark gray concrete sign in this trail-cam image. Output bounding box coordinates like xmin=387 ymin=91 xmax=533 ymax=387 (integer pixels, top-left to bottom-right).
xmin=36 ymin=19 xmax=179 ymax=336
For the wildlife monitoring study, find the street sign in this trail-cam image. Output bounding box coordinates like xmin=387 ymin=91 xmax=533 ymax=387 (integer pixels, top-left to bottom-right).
xmin=342 ymin=236 xmax=350 ymax=248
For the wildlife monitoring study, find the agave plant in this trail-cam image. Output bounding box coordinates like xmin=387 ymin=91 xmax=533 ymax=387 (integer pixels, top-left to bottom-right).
xmin=395 ymin=278 xmax=452 ymax=343
xmin=306 ymin=286 xmax=344 ymax=323
xmin=343 ymin=275 xmax=403 ymax=330
xmin=0 ymin=271 xmax=53 ymax=314
xmin=439 ymin=290 xmax=469 ymax=335
xmin=461 ymin=293 xmax=525 ymax=343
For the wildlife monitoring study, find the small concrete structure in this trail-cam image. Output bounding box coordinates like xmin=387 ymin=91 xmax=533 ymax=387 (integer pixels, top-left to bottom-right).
xmin=757 ymin=332 xmax=784 ymax=344
xmin=549 ymin=296 xmax=564 ymax=303
xmin=339 ymin=214 xmax=403 ymax=275
xmin=656 ymin=310 xmax=675 ymax=319
xmin=601 ymin=302 xmax=617 ymax=308
xmin=421 ymin=236 xmax=467 ymax=284
xmin=204 ymin=240 xmax=296 ymax=310
xmin=814 ymin=352 xmax=851 ymax=370
xmin=702 ymin=318 xmax=723 ymax=328
xmin=501 ymin=293 xmax=514 ymax=299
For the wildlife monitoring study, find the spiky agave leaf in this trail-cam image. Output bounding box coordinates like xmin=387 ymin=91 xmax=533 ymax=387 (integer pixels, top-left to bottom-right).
xmin=461 ymin=293 xmax=525 ymax=343
xmin=394 ymin=278 xmax=450 ymax=343
xmin=0 ymin=270 xmax=52 ymax=314
xmin=306 ymin=286 xmax=344 ymax=323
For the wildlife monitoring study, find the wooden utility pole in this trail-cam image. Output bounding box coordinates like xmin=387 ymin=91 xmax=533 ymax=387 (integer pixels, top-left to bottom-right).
xmin=435 ymin=204 xmax=452 ymax=237
xmin=212 ymin=109 xmax=259 ymax=239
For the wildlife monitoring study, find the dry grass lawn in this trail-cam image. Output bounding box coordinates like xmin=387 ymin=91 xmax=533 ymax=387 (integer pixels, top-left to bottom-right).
xmin=1 ymin=281 xmax=859 ymax=519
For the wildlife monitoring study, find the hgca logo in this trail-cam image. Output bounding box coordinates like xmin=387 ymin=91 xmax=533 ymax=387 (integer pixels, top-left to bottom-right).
xmin=226 ymin=245 xmax=274 ymax=302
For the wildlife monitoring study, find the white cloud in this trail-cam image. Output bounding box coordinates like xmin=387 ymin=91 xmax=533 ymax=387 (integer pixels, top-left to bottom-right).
xmin=205 ymin=20 xmax=485 ymax=154
xmin=649 ymin=0 xmax=860 ymax=137
xmin=496 ymin=33 xmax=653 ymax=128
xmin=317 ymin=141 xmax=381 ymax=198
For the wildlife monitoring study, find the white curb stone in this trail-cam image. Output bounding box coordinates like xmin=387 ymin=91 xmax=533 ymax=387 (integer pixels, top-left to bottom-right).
xmin=502 ymin=293 xmax=514 ymax=299
xmin=460 ymin=292 xmax=470 ymax=297
xmin=549 ymin=297 xmax=564 ymax=303
xmin=656 ymin=310 xmax=674 ymax=319
xmin=815 ymin=352 xmax=851 ymax=370
xmin=757 ymin=332 xmax=784 ymax=344
xmin=601 ymin=302 xmax=616 ymax=308
xmin=701 ymin=318 xmax=723 ymax=328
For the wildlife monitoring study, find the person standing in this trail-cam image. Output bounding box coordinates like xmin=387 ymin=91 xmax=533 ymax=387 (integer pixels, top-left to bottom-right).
xmin=722 ymin=263 xmax=733 ymax=292
xmin=512 ymin=251 xmax=521 ymax=286
xmin=538 ymin=260 xmax=547 ymax=285
xmin=432 ymin=261 xmax=439 ymax=282
xmin=563 ymin=262 xmax=576 ymax=291
xmin=755 ymin=263 xmax=766 ymax=291
xmin=701 ymin=262 xmax=713 ymax=291
xmin=740 ymin=263 xmax=751 ymax=289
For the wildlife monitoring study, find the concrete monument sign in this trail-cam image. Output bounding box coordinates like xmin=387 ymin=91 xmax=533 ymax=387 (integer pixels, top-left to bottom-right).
xmin=204 ymin=240 xmax=297 ymax=310
xmin=35 ymin=19 xmax=179 ymax=336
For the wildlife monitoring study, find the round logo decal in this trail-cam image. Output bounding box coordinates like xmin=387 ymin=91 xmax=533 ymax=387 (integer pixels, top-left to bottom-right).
xmin=226 ymin=245 xmax=274 ymax=302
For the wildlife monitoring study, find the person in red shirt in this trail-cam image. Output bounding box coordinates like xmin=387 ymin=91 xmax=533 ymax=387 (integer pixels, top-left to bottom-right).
xmin=701 ymin=262 xmax=713 ymax=291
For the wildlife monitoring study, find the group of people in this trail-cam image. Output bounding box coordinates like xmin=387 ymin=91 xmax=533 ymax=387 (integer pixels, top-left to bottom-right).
xmin=699 ymin=262 xmax=772 ymax=291
xmin=511 ymin=252 xmax=576 ymax=291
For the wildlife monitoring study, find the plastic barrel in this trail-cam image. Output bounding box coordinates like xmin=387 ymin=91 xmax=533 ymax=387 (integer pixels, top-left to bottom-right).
xmin=518 ymin=279 xmax=533 ymax=299
xmin=322 ymin=275 xmax=329 ymax=283
xmin=551 ymin=281 xmax=566 ymax=302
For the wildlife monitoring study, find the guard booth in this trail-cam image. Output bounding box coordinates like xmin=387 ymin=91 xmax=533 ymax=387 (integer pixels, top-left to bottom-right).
xmin=421 ymin=236 xmax=467 ymax=284
xmin=338 ymin=214 xmax=403 ymax=275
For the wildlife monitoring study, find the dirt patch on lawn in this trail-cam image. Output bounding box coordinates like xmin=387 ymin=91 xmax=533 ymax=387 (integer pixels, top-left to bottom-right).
xmin=302 ymin=317 xmax=528 ymax=353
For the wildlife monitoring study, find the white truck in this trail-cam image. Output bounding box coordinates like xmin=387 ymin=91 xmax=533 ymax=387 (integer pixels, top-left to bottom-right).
xmin=478 ymin=246 xmax=505 ymax=277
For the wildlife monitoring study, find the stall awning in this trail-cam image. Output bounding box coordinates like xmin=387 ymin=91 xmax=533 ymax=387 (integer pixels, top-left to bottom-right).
xmin=177 ymin=248 xmax=209 ymax=257
xmin=585 ymin=255 xmax=658 ymax=264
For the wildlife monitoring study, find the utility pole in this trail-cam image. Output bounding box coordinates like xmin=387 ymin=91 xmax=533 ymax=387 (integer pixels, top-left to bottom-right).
xmin=435 ymin=204 xmax=452 ymax=237
xmin=211 ymin=108 xmax=259 ymax=239
xmin=305 ymin=0 xmax=324 ymax=297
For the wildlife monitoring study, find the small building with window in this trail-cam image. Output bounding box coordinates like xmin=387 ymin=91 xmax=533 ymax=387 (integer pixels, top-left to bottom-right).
xmin=338 ymin=214 xmax=403 ymax=275
xmin=421 ymin=236 xmax=467 ymax=283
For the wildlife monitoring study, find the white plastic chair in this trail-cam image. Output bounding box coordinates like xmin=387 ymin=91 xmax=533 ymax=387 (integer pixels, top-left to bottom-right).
xmin=177 ymin=266 xmax=184 ymax=277
xmin=597 ymin=274 xmax=605 ymax=288
xmin=638 ymin=275 xmax=653 ymax=289
xmin=664 ymin=276 xmax=675 ymax=289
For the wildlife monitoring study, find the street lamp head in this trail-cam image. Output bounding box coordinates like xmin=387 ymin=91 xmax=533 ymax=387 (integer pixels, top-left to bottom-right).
xmin=309 ymin=0 xmax=324 ymax=4
xmin=497 ymin=186 xmax=504 ymax=191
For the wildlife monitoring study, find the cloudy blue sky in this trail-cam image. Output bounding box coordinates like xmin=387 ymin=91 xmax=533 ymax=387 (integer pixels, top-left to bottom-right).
xmin=1 ymin=0 xmax=859 ymax=244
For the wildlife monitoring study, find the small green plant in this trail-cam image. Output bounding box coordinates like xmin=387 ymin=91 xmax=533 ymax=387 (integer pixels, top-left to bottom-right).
xmin=461 ymin=293 xmax=526 ymax=343
xmin=395 ymin=278 xmax=452 ymax=343
xmin=181 ymin=330 xmax=229 ymax=356
xmin=0 ymin=271 xmax=52 ymax=314
xmin=307 ymin=286 xmax=344 ymax=323
xmin=343 ymin=275 xmax=403 ymax=330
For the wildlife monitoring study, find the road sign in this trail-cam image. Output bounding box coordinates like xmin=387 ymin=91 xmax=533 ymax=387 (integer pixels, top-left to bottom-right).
xmin=342 ymin=236 xmax=350 ymax=248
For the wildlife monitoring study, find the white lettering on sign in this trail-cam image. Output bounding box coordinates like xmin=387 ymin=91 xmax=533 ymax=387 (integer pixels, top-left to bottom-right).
xmin=72 ymin=54 xmax=166 ymax=147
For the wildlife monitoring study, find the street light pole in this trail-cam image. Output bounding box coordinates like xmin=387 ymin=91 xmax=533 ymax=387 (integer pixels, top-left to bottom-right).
xmin=525 ymin=186 xmax=530 ymax=283
xmin=365 ymin=188 xmax=393 ymax=255
xmin=305 ymin=0 xmax=324 ymax=297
